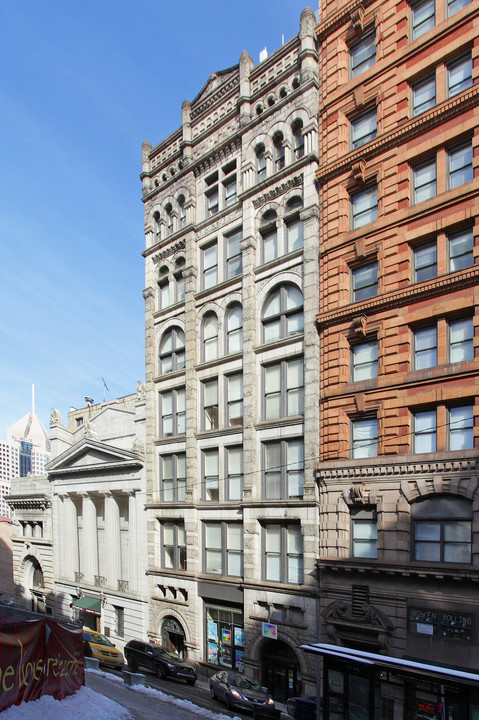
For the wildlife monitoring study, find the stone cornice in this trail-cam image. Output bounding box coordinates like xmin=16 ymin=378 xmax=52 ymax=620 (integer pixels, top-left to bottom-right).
xmin=316 ymin=267 xmax=479 ymax=329
xmin=317 ymin=85 xmax=479 ymax=185
xmin=193 ymin=139 xmax=241 ymax=178
xmin=252 ymin=175 xmax=304 ymax=209
xmin=191 ymin=75 xmax=240 ymax=122
xmin=316 ymin=0 xmax=376 ymax=42
xmin=48 ymin=459 xmax=143 ymax=477
xmin=7 ymin=496 xmax=51 ymax=510
xmin=316 ymin=455 xmax=479 ymax=481
xmin=318 ymin=558 xmax=479 ymax=582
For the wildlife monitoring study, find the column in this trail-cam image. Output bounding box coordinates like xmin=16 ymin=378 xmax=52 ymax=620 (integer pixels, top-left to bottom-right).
xmin=128 ymin=492 xmax=137 ymax=591
xmin=65 ymin=495 xmax=79 ymax=578
xmin=105 ymin=494 xmax=121 ymax=590
xmin=82 ymin=494 xmax=98 ymax=583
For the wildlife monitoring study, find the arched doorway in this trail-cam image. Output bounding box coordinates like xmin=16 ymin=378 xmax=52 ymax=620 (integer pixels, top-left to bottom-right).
xmin=23 ymin=556 xmax=45 ymax=614
xmin=260 ymin=639 xmax=302 ymax=703
xmin=161 ymin=616 xmax=186 ymax=659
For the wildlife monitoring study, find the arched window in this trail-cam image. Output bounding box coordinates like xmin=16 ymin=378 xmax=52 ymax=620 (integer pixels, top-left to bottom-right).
xmin=262 ymin=284 xmax=303 ymax=343
xmin=256 ymin=143 xmax=267 ymax=181
xmin=412 ymin=496 xmax=472 ymax=564
xmin=273 ymin=132 xmax=285 ymax=171
xmin=153 ymin=211 xmax=161 ymax=240
xmin=159 ymin=328 xmax=185 ymax=374
xmin=260 ymin=210 xmax=278 ymax=264
xmin=292 ymin=119 xmax=305 ymax=160
xmin=285 ymin=197 xmax=304 ymax=253
xmin=226 ymin=304 xmax=243 ymax=354
xmin=165 ymin=203 xmax=174 ymax=236
xmin=178 ymin=195 xmax=186 ymax=228
xmin=203 ymin=313 xmax=218 ymax=362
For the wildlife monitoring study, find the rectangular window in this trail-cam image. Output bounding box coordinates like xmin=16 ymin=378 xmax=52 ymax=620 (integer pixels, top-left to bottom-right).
xmin=264 ymin=523 xmax=303 ymax=585
xmin=160 ymin=387 xmax=185 ymax=437
xmin=448 ymin=142 xmax=473 ymax=189
xmin=412 ymin=75 xmax=436 ymax=116
xmin=414 ymin=241 xmax=437 ymax=282
xmin=352 ymin=261 xmax=378 ymax=302
xmin=413 ymin=409 xmax=437 ymax=452
xmin=264 ymin=358 xmax=304 ymax=420
xmin=351 ymin=109 xmax=377 ymax=149
xmin=449 ymin=317 xmax=474 ymax=362
xmin=449 ymin=404 xmax=474 ymax=449
xmin=161 ymin=453 xmax=186 ymax=502
xmin=203 ymin=379 xmax=218 ymax=430
xmin=415 ymin=520 xmax=471 ymax=562
xmin=205 ymin=522 xmax=243 ymax=577
xmin=351 ymin=508 xmax=378 ymax=559
xmin=414 ymin=326 xmax=437 ymax=369
xmin=262 ymin=226 xmax=278 ymax=264
xmin=286 ymin=219 xmax=304 ymax=253
xmin=413 ymin=158 xmax=436 ymax=203
xmin=264 ymin=439 xmax=304 ymax=499
xmin=448 ymin=0 xmax=471 ymax=15
xmin=159 ymin=279 xmax=170 ymax=309
xmin=224 ymin=177 xmax=237 ymax=207
xmin=449 ymin=228 xmax=474 ymax=271
xmin=226 ymin=229 xmax=242 ymax=279
xmin=411 ymin=0 xmax=435 ymax=39
xmin=227 ymin=446 xmax=243 ymax=501
xmin=203 ymin=448 xmax=219 ymax=501
xmin=448 ymin=54 xmax=473 ymax=97
xmin=351 ymin=185 xmax=378 ymax=229
xmin=162 ymin=522 xmax=186 ymax=570
xmin=227 ymin=374 xmax=243 ymax=426
xmin=352 ymin=417 xmax=378 ymax=458
xmin=351 ymin=340 xmax=378 ymax=381
xmin=206 ymin=188 xmax=219 ymax=217
xmin=350 ymin=33 xmax=376 ymax=77
xmin=113 ymin=606 xmax=124 ymax=637
xmin=202 ymin=242 xmax=218 ymax=289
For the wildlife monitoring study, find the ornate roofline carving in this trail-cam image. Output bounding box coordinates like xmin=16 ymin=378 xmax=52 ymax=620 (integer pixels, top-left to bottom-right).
xmin=191 ymin=75 xmax=240 ymax=121
xmin=253 ymin=175 xmax=303 ymax=209
xmin=316 ymin=456 xmax=479 ymax=482
xmin=152 ymin=240 xmax=186 ymax=265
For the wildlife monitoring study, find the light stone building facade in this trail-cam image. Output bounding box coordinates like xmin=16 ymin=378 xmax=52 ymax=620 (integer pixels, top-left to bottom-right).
xmin=141 ymin=8 xmax=321 ymax=700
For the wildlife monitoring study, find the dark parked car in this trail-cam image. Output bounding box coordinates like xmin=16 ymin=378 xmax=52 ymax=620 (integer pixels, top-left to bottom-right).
xmin=124 ymin=640 xmax=197 ymax=684
xmin=209 ymin=670 xmax=275 ymax=712
xmin=286 ymin=696 xmax=318 ymax=719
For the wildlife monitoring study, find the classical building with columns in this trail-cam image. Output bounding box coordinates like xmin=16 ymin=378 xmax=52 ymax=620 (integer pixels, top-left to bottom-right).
xmin=140 ymin=8 xmax=321 ymax=700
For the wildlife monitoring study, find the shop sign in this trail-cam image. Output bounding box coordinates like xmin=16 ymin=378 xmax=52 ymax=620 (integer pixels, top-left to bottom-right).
xmin=262 ymin=622 xmax=277 ymax=640
xmin=409 ymin=607 xmax=473 ymax=641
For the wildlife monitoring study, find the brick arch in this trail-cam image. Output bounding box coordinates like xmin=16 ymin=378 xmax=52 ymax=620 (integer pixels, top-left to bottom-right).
xmin=400 ymin=475 xmax=479 ymax=505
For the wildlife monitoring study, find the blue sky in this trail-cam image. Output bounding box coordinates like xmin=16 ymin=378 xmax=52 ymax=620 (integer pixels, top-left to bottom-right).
xmin=0 ymin=0 xmax=311 ymax=435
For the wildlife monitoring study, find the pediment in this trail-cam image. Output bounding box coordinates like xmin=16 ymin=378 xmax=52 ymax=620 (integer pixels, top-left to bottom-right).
xmin=47 ymin=439 xmax=140 ymax=474
xmin=192 ymin=65 xmax=238 ymax=107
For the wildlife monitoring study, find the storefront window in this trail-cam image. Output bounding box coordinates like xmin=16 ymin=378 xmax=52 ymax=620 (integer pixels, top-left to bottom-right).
xmin=205 ymin=605 xmax=244 ymax=671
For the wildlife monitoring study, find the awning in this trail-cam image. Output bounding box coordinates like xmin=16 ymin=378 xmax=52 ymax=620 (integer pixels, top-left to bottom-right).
xmin=71 ymin=597 xmax=101 ymax=616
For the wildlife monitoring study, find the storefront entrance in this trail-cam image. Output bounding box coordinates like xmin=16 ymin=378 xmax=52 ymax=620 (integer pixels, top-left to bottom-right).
xmin=161 ymin=616 xmax=186 ymax=659
xmin=260 ymin=639 xmax=301 ymax=703
xmin=204 ymin=604 xmax=244 ymax=671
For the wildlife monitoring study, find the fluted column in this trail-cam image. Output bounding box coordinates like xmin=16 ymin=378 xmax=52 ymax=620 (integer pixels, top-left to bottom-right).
xmin=82 ymin=494 xmax=99 ymax=582
xmin=105 ymin=494 xmax=121 ymax=589
xmin=65 ymin=495 xmax=79 ymax=578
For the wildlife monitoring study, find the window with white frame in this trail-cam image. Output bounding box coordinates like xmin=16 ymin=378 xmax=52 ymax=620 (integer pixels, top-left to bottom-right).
xmin=273 ymin=132 xmax=285 ymax=171
xmin=226 ymin=229 xmax=242 ymax=279
xmin=351 ymin=507 xmax=378 ymax=559
xmin=448 ymin=142 xmax=473 ymax=189
xmin=412 ymin=496 xmax=472 ymax=563
xmin=256 ymin=143 xmax=267 ymax=181
xmin=447 ymin=54 xmax=472 ymax=97
xmin=202 ymin=448 xmax=219 ymax=501
xmin=202 ymin=378 xmax=218 ymax=430
xmin=160 ymin=453 xmax=186 ymax=502
xmin=263 ymin=439 xmax=304 ymax=499
xmin=411 ymin=0 xmax=435 ymax=40
xmin=204 ymin=522 xmax=243 ymax=577
xmin=263 ymin=358 xmax=304 ymax=420
xmin=286 ymin=216 xmax=304 ymax=253
xmin=204 ymin=161 xmax=238 ymax=218
xmin=351 ymin=109 xmax=377 ymax=149
xmin=414 ymin=241 xmax=437 ymax=282
xmin=264 ymin=523 xmax=303 ymax=584
xmin=260 ymin=210 xmax=278 ymax=264
xmin=413 ymin=157 xmax=436 ymax=203
xmin=227 ymin=446 xmax=243 ymax=501
xmin=226 ymin=304 xmax=243 ymax=354
xmin=202 ymin=313 xmax=219 ymax=362
xmin=350 ymin=32 xmax=376 ymax=77
xmin=449 ymin=317 xmax=474 ymax=363
xmin=412 ymin=75 xmax=436 ymax=116
xmin=351 ymin=261 xmax=378 ymax=302
xmin=449 ymin=227 xmax=474 ymax=271
xmin=414 ymin=326 xmax=437 ymax=369
xmin=413 ymin=409 xmax=436 ymax=452
xmin=201 ymin=242 xmax=218 ymax=290
xmin=351 ymin=185 xmax=378 ymax=228
xmin=447 ymin=0 xmax=471 ymax=15
xmin=351 ymin=340 xmax=378 ymax=381
xmin=158 ymin=328 xmax=185 ymax=375
xmin=352 ymin=417 xmax=378 ymax=458
xmin=165 ymin=203 xmax=174 ymax=236
xmin=292 ymin=119 xmax=305 ymax=160
xmin=449 ymin=404 xmax=474 ymax=450
xmin=262 ymin=284 xmax=304 ymax=343
xmin=227 ymin=374 xmax=243 ymax=427
xmin=178 ymin=195 xmax=186 ymax=228
xmin=158 ymin=274 xmax=170 ymax=310
xmin=205 ymin=172 xmax=219 ymax=217
xmin=160 ymin=387 xmax=186 ymax=437
xmin=162 ymin=522 xmax=186 ymax=570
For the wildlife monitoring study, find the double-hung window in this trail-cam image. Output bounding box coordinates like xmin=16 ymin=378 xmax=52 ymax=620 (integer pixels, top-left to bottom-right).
xmin=227 ymin=446 xmax=243 ymax=501
xmin=351 ymin=185 xmax=378 ymax=229
xmin=351 ymin=507 xmax=378 ymax=559
xmin=159 ymin=328 xmax=185 ymax=375
xmin=414 ymin=241 xmax=437 ymax=282
xmin=286 ymin=218 xmax=304 ymax=253
xmin=448 ymin=142 xmax=473 ymax=189
xmin=160 ymin=453 xmax=186 ymax=502
xmin=413 ymin=157 xmax=436 ymax=203
xmin=162 ymin=522 xmax=186 ymax=570
xmin=203 ymin=313 xmax=218 ymax=362
xmin=411 ymin=0 xmax=435 ymax=40
xmin=412 ymin=75 xmax=436 ymax=116
xmin=414 ymin=326 xmax=437 ymax=369
xmin=449 ymin=228 xmax=474 ymax=271
xmin=352 ymin=417 xmax=378 ymax=458
xmin=264 ymin=523 xmax=303 ymax=585
xmin=447 ymin=54 xmax=473 ymax=97
xmin=264 ymin=439 xmax=304 ymax=499
xmin=158 ymin=277 xmax=170 ymax=309
xmin=262 ymin=285 xmax=304 ymax=343
xmin=352 ymin=262 xmax=378 ymax=302
xmin=226 ymin=229 xmax=242 ymax=279
xmin=351 ymin=340 xmax=378 ymax=381
xmin=227 ymin=374 xmax=243 ymax=427
xmin=449 ymin=317 xmax=474 ymax=362
xmin=449 ymin=405 xmax=474 ymax=450
xmin=226 ymin=304 xmax=243 ymax=354
xmin=264 ymin=358 xmax=304 ymax=420
xmin=256 ymin=144 xmax=267 ymax=181
xmin=203 ymin=379 xmax=218 ymax=430
xmin=261 ymin=212 xmax=278 ymax=264
xmin=202 ymin=449 xmax=219 ymax=501
xmin=205 ymin=522 xmax=243 ymax=577
xmin=448 ymin=0 xmax=471 ymax=15
xmin=205 ymin=172 xmax=219 ymax=217
xmin=202 ymin=242 xmax=218 ymax=289
xmin=160 ymin=387 xmax=186 ymax=437
xmin=350 ymin=33 xmax=376 ymax=77
xmin=413 ymin=497 xmax=472 ymax=563
xmin=413 ymin=409 xmax=436 ymax=452
xmin=351 ymin=109 xmax=377 ymax=149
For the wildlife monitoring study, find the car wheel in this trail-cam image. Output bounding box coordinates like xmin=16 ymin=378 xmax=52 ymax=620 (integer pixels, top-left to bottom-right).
xmin=210 ymin=686 xmax=216 ymax=699
xmin=156 ymin=664 xmax=166 ymax=680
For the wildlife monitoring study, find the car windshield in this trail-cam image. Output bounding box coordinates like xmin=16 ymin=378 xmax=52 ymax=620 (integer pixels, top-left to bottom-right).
xmin=84 ymin=632 xmax=114 ymax=647
xmin=229 ymin=674 xmax=262 ymax=692
xmin=155 ymin=648 xmax=182 ymax=662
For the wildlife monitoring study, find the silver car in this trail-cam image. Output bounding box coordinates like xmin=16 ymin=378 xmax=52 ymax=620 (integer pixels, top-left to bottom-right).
xmin=209 ymin=670 xmax=275 ymax=711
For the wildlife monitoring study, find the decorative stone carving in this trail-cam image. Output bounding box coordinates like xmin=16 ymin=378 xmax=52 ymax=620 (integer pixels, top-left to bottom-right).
xmin=83 ymin=421 xmax=97 ymax=439
xmin=351 ymin=6 xmax=365 ymax=32
xmin=352 ymin=159 xmax=366 ymax=183
xmin=136 ymin=381 xmax=146 ymax=401
xmin=350 ymin=482 xmax=366 ymax=504
xmin=131 ymin=439 xmax=145 ymax=459
xmin=152 ymin=240 xmax=186 ymax=264
xmin=352 ymin=314 xmax=368 ymax=335
xmin=50 ymin=409 xmax=62 ymax=428
xmin=253 ymin=175 xmax=303 ymax=209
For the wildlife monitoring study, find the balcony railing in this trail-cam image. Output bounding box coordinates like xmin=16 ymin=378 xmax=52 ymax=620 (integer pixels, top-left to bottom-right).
xmin=117 ymin=580 xmax=129 ymax=592
xmin=94 ymin=575 xmax=106 ymax=588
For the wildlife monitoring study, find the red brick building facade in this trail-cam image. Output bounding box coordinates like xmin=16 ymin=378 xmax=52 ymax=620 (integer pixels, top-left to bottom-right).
xmin=315 ymin=0 xmax=479 ymax=716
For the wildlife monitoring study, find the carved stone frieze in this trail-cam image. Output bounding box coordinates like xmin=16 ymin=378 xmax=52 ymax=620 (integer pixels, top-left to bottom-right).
xmin=197 ymin=207 xmax=242 ymax=239
xmin=317 ymin=457 xmax=479 ymax=482
xmin=152 ymin=240 xmax=186 ymax=265
xmin=324 ymin=599 xmax=393 ymax=630
xmin=191 ymin=75 xmax=240 ymax=121
xmin=253 ymin=175 xmax=303 ymax=209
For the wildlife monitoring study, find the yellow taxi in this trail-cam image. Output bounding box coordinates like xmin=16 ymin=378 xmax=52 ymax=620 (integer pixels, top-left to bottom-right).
xmin=83 ymin=629 xmax=124 ymax=669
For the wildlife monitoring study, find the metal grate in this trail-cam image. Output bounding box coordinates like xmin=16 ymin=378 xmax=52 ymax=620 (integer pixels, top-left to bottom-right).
xmin=352 ymin=585 xmax=369 ymax=617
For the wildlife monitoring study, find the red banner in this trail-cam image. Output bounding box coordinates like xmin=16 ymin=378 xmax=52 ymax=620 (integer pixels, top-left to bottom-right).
xmin=0 ymin=618 xmax=84 ymax=712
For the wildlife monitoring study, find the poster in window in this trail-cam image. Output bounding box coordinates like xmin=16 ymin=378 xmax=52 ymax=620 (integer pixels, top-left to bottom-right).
xmin=207 ymin=641 xmax=218 ymax=664
xmin=235 ymin=650 xmax=244 ymax=672
xmin=220 ymin=646 xmax=232 ymax=667
xmin=207 ymin=621 xmax=218 ymax=642
xmin=234 ymin=627 xmax=244 ymax=647
xmin=222 ymin=628 xmax=231 ymax=645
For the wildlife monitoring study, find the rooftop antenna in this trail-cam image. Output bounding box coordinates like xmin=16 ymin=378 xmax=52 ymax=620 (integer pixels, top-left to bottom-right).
xmin=101 ymin=377 xmax=109 ymax=403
